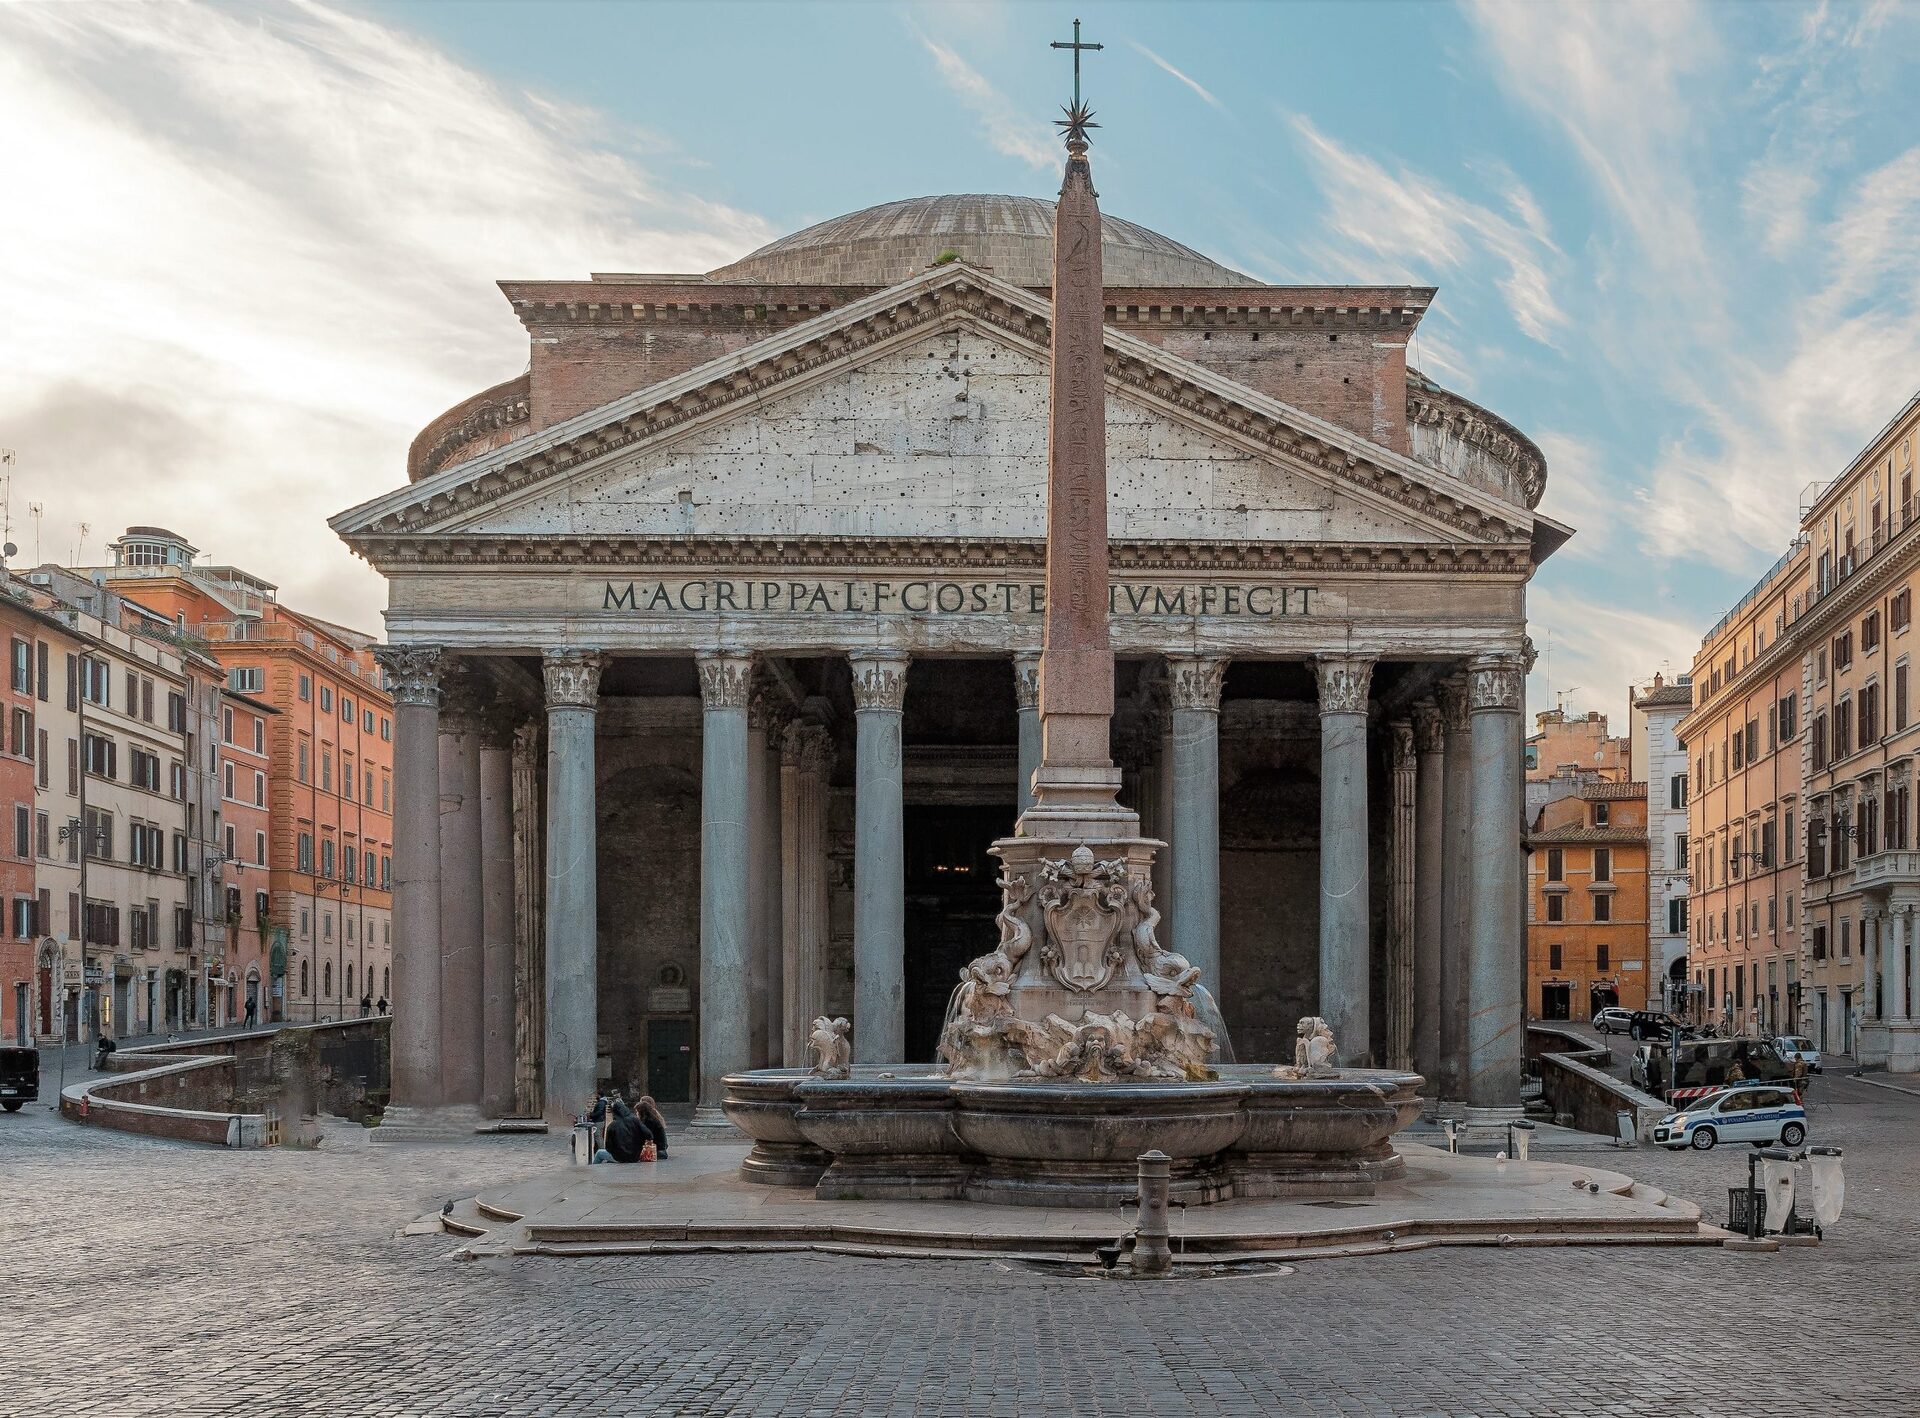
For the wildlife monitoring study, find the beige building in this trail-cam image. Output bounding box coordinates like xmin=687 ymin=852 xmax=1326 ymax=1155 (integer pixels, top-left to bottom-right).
xmin=1800 ymin=394 xmax=1920 ymax=1067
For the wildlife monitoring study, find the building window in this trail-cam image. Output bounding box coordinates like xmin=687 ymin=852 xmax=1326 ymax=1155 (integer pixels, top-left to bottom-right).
xmin=300 ymin=960 xmax=309 ymax=996
xmin=1899 ymin=663 xmax=1910 ymax=732
xmin=1841 ymin=919 xmax=1852 ymax=958
xmin=1836 ymin=702 xmax=1853 ymax=759
xmin=363 ymin=709 xmax=374 ymax=734
xmin=255 ymin=770 xmax=266 ymax=807
xmin=319 ymin=686 xmax=332 ymax=713
xmin=10 ymin=639 xmax=29 ymax=694
xmin=1592 ymin=893 xmax=1612 ymax=922
xmin=1548 ymin=942 xmax=1563 ymax=970
xmin=1864 ymin=611 xmax=1882 ymax=653
xmin=228 ymin=667 xmax=264 ymax=694
xmin=1894 ymin=589 xmax=1912 ymax=632
xmin=82 ymin=733 xmax=117 ymax=779
xmin=380 ymin=717 xmax=391 ymax=742
xmin=1668 ymin=897 xmax=1688 ymax=934
xmin=1835 ymin=632 xmax=1853 ymax=670
xmin=1670 ymin=774 xmax=1688 ymax=809
xmin=297 ymin=833 xmax=312 ymax=873
xmin=341 ymin=696 xmax=353 ymax=723
xmin=1592 ymin=801 xmax=1610 ymax=827
xmin=1546 ymin=848 xmax=1564 ymax=882
xmin=1593 ymin=848 xmax=1613 ymax=883
xmin=298 ymin=675 xmax=311 ymax=702
xmin=255 ymin=829 xmax=267 ymax=866
xmin=1596 ymin=942 xmax=1610 ymax=971
xmin=1546 ymin=894 xmax=1564 ymax=923
xmin=298 ymin=741 xmax=309 ymax=783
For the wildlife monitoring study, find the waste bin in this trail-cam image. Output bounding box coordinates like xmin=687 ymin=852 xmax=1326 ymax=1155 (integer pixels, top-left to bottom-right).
xmin=1727 ymin=1187 xmax=1767 ymax=1235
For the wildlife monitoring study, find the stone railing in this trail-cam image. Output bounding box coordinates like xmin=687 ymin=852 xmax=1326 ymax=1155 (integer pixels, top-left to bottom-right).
xmin=407 ymin=372 xmax=532 ymax=483
xmin=60 ymin=1018 xmax=390 ymax=1148
xmin=1525 ymin=1023 xmax=1668 ymax=1140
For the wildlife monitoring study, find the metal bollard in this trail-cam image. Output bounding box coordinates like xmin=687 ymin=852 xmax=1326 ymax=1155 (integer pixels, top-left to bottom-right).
xmin=1133 ymin=1150 xmax=1173 ymax=1278
xmin=1442 ymin=1118 xmax=1459 ymax=1154
xmin=1507 ymin=1119 xmax=1536 ymax=1162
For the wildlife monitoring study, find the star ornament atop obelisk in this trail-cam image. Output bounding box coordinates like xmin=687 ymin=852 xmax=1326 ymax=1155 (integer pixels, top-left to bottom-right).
xmin=1022 ymin=18 xmax=1134 ymax=839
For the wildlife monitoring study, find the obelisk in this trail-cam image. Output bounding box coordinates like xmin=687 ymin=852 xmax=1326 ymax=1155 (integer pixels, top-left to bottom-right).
xmin=1019 ymin=97 xmax=1137 ymax=843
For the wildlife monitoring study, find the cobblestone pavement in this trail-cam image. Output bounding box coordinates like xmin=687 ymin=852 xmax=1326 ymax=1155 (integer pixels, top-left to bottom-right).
xmin=4 ymin=1074 xmax=1916 ymax=1418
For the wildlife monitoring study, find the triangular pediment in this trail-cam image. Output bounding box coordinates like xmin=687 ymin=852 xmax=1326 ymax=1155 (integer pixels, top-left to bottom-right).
xmin=334 ymin=263 xmax=1534 ymax=553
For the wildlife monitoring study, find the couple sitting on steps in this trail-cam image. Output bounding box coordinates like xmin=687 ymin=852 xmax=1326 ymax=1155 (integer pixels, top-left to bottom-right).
xmin=589 ymin=1092 xmax=670 ymax=1164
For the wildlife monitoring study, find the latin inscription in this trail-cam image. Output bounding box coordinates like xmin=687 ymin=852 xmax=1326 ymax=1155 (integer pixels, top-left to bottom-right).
xmin=602 ymin=579 xmax=1317 ymax=617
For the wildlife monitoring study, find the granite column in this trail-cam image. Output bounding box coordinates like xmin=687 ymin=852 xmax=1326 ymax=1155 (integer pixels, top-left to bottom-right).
xmin=1386 ymin=717 xmax=1416 ymax=1071
xmin=1166 ymin=656 xmax=1226 ymax=988
xmin=695 ymin=653 xmax=754 ymax=1123
xmin=781 ymin=722 xmax=832 ymax=1065
xmin=1013 ymin=651 xmax=1041 ymax=818
xmin=851 ymin=653 xmax=909 ymax=1063
xmin=1437 ymin=675 xmax=1473 ymax=1105
xmin=478 ymin=720 xmax=516 ymax=1117
xmin=376 ymin=646 xmax=443 ymax=1113
xmin=1465 ymin=653 xmax=1526 ymax=1115
xmin=437 ymin=684 xmax=484 ymax=1108
xmin=746 ymin=689 xmax=785 ymax=1069
xmin=1411 ymin=701 xmax=1446 ymax=1087
xmin=541 ymin=648 xmax=604 ymax=1127
xmin=1315 ymin=655 xmax=1375 ymax=1067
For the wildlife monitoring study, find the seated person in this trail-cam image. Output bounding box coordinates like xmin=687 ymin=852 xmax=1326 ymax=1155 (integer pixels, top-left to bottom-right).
xmin=593 ymin=1099 xmax=650 ymax=1164
xmin=633 ymin=1095 xmax=670 ymax=1158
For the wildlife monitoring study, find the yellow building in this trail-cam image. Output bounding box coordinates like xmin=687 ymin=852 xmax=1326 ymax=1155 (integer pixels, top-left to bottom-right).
xmin=1527 ymin=779 xmax=1650 ymax=1020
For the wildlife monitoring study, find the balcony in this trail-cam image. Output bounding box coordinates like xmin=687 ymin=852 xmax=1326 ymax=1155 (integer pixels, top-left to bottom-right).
xmin=1852 ymin=851 xmax=1920 ymax=890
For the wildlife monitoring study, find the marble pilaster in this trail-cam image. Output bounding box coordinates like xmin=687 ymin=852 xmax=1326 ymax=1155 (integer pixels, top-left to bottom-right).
xmin=1166 ymin=655 xmax=1226 ymax=988
xmin=1013 ymin=651 xmax=1041 ymax=819
xmin=851 ymin=652 xmax=910 ymax=1063
xmin=1315 ymin=655 xmax=1375 ymax=1067
xmin=541 ymin=647 xmax=604 ymax=1126
xmin=376 ymin=646 xmax=444 ymax=1111
xmin=695 ymin=652 xmax=755 ymax=1123
xmin=1411 ymin=701 xmax=1446 ymax=1086
xmin=780 ymin=722 xmax=833 ymax=1065
xmin=1465 ymin=652 xmax=1526 ymax=1114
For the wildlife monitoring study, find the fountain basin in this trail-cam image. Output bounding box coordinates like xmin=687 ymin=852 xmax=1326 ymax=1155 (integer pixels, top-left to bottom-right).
xmin=724 ymin=1065 xmax=1424 ymax=1208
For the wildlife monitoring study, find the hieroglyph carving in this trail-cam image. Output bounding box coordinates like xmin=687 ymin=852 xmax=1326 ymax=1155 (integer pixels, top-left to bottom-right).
xmin=1314 ymin=655 xmax=1375 ymax=716
xmin=374 ymin=645 xmax=444 ymax=708
xmin=1468 ymin=654 xmax=1526 ymax=713
xmin=542 ymin=649 xmax=605 ymax=710
xmin=849 ymin=653 xmax=910 ymax=712
xmin=695 ymin=652 xmax=754 ymax=711
xmin=1165 ymin=656 xmax=1228 ymax=713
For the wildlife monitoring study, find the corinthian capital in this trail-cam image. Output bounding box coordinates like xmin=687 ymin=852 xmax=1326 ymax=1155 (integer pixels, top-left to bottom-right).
xmin=374 ymin=645 xmax=443 ymax=708
xmin=1313 ymin=655 xmax=1375 ymax=716
xmin=696 ymin=652 xmax=754 ymax=711
xmin=782 ymin=720 xmax=835 ymax=776
xmin=1012 ymin=651 xmax=1041 ymax=712
xmin=1390 ymin=719 xmax=1416 ymax=770
xmin=1468 ymin=653 xmax=1526 ymax=713
xmin=1412 ymin=699 xmax=1444 ymax=754
xmin=1165 ymin=655 xmax=1228 ymax=713
xmin=849 ymin=652 xmax=910 ymax=712
xmin=1435 ymin=674 xmax=1471 ymax=734
xmin=542 ymin=648 xmax=606 ymax=710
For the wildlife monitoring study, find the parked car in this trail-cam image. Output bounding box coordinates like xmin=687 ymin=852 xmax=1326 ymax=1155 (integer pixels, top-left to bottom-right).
xmin=1775 ymin=1035 xmax=1822 ymax=1074
xmin=1637 ymin=1035 xmax=1808 ymax=1099
xmin=1651 ymin=1085 xmax=1808 ymax=1151
xmin=0 ymin=1046 xmax=38 ymax=1112
xmin=1592 ymin=1006 xmax=1634 ymax=1034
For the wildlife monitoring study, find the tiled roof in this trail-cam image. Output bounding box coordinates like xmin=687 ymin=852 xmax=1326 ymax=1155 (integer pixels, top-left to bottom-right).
xmin=1636 ymin=685 xmax=1694 ymax=708
xmin=1527 ymin=826 xmax=1646 ymax=846
xmin=1582 ymin=781 xmax=1648 ymax=799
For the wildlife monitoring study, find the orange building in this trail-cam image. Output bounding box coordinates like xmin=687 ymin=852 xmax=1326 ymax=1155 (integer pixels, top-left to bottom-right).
xmin=1527 ymin=779 xmax=1651 ymax=1021
xmin=1526 ymin=708 xmax=1630 ymax=782
xmin=2 ymin=590 xmax=50 ymax=1046
xmin=88 ymin=529 xmax=394 ymax=1023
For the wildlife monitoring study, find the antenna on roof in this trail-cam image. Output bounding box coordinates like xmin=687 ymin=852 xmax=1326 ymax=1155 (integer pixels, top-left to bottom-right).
xmin=28 ymin=503 xmax=42 ymax=564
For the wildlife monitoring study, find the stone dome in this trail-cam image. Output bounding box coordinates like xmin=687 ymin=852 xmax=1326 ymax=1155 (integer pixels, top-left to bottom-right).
xmin=707 ymin=194 xmax=1259 ymax=288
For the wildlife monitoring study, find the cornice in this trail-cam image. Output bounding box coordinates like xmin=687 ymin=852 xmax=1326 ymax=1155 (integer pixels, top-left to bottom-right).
xmin=348 ymin=533 xmax=1532 ymax=576
xmin=335 ymin=264 xmax=1531 ymax=550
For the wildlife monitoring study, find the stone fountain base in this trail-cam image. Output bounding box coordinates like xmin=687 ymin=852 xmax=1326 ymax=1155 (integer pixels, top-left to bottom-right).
xmin=722 ymin=1064 xmax=1422 ymax=1209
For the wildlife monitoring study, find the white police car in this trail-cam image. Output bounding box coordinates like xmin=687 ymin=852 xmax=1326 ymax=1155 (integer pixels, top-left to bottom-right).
xmin=1652 ymin=1085 xmax=1807 ymax=1151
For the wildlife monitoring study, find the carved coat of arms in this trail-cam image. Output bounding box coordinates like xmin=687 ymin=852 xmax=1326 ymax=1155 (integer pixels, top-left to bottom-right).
xmin=1035 ymin=846 xmax=1131 ymax=992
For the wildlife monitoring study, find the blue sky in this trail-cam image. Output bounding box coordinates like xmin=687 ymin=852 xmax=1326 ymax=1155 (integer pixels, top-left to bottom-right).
xmin=4 ymin=1 xmax=1918 ymax=720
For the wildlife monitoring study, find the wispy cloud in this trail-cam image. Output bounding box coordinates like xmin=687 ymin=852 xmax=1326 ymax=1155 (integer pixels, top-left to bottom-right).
xmin=1127 ymin=40 xmax=1223 ymax=112
xmin=1285 ymin=115 xmax=1568 ymax=347
xmin=1527 ymin=585 xmax=1700 ymax=720
xmin=0 ymin=1 xmax=771 ymax=628
xmin=913 ymin=29 xmax=1056 ymax=172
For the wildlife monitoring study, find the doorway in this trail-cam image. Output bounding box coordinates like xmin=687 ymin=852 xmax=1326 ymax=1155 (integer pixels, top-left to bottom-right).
xmin=1588 ymin=984 xmax=1619 ymax=1017
xmin=1539 ymin=983 xmax=1570 ymax=1021
xmin=903 ymin=804 xmax=1007 ymax=1063
xmin=12 ymin=983 xmax=24 ymax=1046
xmin=645 ymin=1018 xmax=693 ymax=1104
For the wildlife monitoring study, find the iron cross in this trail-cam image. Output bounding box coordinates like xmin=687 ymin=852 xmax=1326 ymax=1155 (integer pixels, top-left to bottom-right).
xmin=1050 ymin=19 xmax=1102 ymax=108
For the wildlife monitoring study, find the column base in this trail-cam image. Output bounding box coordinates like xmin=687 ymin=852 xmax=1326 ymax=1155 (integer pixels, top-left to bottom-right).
xmin=370 ymin=1104 xmax=486 ymax=1143
xmin=689 ymin=1105 xmax=741 ymax=1131
xmin=1455 ymin=1104 xmax=1527 ymax=1153
xmin=1884 ymin=1020 xmax=1920 ymax=1073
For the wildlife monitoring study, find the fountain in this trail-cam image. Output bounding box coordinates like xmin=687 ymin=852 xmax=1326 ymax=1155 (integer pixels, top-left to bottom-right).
xmin=722 ymin=68 xmax=1422 ymax=1208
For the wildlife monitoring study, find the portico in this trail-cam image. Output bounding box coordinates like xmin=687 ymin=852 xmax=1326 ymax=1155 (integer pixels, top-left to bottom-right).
xmin=336 ymin=194 xmax=1563 ymax=1127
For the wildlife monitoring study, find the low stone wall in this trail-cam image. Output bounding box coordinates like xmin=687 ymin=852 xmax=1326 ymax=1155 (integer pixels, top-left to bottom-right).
xmin=63 ymin=1018 xmax=390 ymax=1148
xmin=1525 ymin=1023 xmax=1667 ymax=1140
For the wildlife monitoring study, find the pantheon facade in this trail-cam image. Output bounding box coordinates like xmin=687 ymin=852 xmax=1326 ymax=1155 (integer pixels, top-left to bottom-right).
xmin=333 ymin=195 xmax=1567 ymax=1126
